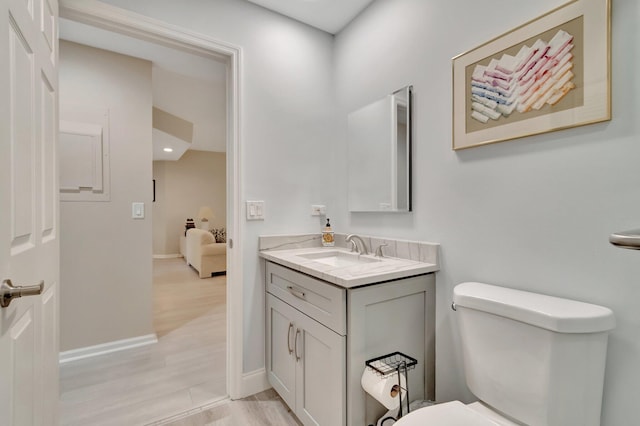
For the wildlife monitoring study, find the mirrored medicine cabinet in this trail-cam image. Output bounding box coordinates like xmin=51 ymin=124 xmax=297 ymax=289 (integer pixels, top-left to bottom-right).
xmin=347 ymin=85 xmax=412 ymax=212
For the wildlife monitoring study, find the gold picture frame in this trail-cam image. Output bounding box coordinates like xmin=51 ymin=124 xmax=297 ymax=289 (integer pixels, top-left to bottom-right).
xmin=452 ymin=0 xmax=610 ymax=150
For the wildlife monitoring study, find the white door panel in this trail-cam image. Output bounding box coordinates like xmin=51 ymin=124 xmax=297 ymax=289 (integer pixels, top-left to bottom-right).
xmin=266 ymin=294 xmax=296 ymax=411
xmin=9 ymin=18 xmax=36 ymax=252
xmin=41 ymin=72 xmax=57 ymax=241
xmin=1 ymin=0 xmax=60 ymax=424
xmin=9 ymin=308 xmax=36 ymax=425
xmin=295 ymin=311 xmax=345 ymax=426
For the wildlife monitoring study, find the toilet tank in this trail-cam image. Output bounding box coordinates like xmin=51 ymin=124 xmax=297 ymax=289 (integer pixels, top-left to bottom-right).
xmin=453 ymin=282 xmax=615 ymax=426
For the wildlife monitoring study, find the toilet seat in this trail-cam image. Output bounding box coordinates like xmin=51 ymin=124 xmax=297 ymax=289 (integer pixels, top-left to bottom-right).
xmin=394 ymin=401 xmax=501 ymax=426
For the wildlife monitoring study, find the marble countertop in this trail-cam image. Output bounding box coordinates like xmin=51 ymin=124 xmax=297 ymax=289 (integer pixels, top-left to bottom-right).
xmin=259 ymin=235 xmax=439 ymax=288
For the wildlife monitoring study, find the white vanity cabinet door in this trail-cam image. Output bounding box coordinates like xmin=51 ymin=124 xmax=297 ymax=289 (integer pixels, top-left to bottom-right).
xmin=267 ymin=293 xmax=346 ymax=426
xmin=266 ymin=294 xmax=297 ymax=410
xmin=295 ymin=308 xmax=346 ymax=426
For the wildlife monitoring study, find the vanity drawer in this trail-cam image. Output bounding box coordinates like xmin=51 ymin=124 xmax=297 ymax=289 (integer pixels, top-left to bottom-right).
xmin=266 ymin=262 xmax=346 ymax=335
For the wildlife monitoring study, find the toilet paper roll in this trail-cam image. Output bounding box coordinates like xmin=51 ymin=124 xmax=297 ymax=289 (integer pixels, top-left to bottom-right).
xmin=361 ymin=367 xmax=407 ymax=410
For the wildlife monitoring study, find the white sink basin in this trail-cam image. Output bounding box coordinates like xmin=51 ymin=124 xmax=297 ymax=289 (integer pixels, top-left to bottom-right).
xmin=298 ymin=250 xmax=381 ymax=267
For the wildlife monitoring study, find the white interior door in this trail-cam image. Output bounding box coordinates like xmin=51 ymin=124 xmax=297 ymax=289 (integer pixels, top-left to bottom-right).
xmin=0 ymin=0 xmax=60 ymax=424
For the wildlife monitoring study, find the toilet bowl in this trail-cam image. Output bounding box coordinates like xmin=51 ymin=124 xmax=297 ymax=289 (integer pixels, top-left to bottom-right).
xmin=395 ymin=282 xmax=615 ymax=426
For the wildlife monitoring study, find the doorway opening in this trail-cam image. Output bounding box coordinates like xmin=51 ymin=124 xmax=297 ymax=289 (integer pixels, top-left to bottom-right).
xmin=57 ymin=2 xmax=243 ymax=423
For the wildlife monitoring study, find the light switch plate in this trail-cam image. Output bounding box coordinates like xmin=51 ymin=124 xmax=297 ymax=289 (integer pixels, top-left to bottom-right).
xmin=132 ymin=202 xmax=145 ymax=219
xmin=246 ymin=200 xmax=265 ymax=220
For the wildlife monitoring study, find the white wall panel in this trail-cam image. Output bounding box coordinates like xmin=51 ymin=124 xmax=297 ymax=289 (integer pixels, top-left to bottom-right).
xmin=335 ymin=1 xmax=640 ymax=424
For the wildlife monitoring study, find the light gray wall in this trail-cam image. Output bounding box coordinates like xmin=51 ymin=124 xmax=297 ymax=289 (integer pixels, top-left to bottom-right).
xmin=153 ymin=150 xmax=226 ymax=255
xmin=92 ymin=3 xmax=640 ymax=422
xmin=59 ymin=40 xmax=154 ymax=351
xmin=100 ymin=0 xmax=339 ymax=372
xmin=334 ymin=0 xmax=640 ymax=424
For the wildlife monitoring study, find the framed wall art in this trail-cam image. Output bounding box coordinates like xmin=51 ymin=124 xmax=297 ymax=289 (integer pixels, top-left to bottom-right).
xmin=452 ymin=0 xmax=610 ymax=150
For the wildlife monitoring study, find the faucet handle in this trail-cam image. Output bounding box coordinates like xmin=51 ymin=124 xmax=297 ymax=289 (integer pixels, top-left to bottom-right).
xmin=375 ymin=243 xmax=388 ymax=258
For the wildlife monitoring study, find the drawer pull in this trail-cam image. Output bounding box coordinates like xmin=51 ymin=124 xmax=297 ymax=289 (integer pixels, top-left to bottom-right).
xmin=294 ymin=328 xmax=301 ymax=362
xmin=287 ymin=322 xmax=294 ymax=355
xmin=287 ymin=286 xmax=306 ymax=300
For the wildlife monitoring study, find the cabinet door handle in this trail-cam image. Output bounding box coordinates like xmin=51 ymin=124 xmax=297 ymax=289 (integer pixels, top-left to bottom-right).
xmin=287 ymin=286 xmax=306 ymax=300
xmin=287 ymin=322 xmax=294 ymax=355
xmin=294 ymin=328 xmax=301 ymax=362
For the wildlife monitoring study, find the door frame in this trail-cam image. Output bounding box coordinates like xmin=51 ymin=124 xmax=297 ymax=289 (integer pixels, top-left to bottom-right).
xmin=59 ymin=0 xmax=246 ymax=399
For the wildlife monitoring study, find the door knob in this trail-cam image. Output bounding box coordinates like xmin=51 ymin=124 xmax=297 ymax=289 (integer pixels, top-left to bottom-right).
xmin=1 ymin=279 xmax=44 ymax=308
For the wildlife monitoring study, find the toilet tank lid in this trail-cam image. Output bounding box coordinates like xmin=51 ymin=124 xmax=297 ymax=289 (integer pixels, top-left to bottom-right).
xmin=453 ymin=282 xmax=616 ymax=333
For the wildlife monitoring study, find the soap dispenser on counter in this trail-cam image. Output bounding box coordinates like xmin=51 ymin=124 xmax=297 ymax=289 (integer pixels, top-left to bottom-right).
xmin=322 ymin=218 xmax=335 ymax=247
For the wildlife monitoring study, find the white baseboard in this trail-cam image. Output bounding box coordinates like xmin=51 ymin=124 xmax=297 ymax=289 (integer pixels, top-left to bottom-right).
xmin=239 ymin=368 xmax=270 ymax=398
xmin=153 ymin=254 xmax=182 ymax=259
xmin=59 ymin=333 xmax=158 ymax=364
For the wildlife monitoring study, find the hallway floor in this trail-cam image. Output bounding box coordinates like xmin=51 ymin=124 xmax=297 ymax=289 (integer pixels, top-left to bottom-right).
xmin=59 ymin=257 xmax=227 ymax=425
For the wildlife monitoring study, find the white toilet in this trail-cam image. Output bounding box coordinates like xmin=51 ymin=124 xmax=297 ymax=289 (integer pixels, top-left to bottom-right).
xmin=396 ymin=282 xmax=615 ymax=426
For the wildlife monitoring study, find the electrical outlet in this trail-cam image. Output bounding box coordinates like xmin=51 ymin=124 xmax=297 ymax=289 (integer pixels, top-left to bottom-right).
xmin=311 ymin=205 xmax=326 ymax=216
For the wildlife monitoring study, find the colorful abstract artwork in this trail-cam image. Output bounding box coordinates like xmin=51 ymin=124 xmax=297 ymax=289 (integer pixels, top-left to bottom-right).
xmin=470 ymin=29 xmax=575 ymax=124
xmin=452 ymin=0 xmax=610 ymax=150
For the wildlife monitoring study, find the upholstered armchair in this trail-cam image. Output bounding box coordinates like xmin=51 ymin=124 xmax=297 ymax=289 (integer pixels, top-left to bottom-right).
xmin=185 ymin=228 xmax=226 ymax=278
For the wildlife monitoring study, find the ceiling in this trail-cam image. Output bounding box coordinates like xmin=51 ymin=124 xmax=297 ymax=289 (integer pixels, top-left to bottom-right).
xmin=58 ymin=0 xmax=374 ymax=160
xmin=246 ymin=0 xmax=374 ymax=34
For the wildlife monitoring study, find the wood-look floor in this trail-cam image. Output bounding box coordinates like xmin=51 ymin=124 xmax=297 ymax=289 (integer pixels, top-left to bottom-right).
xmin=152 ymin=388 xmax=301 ymax=426
xmin=59 ymin=258 xmax=228 ymax=425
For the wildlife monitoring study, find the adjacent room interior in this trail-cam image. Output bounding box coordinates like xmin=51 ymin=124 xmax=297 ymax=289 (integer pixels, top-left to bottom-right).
xmin=56 ymin=21 xmax=230 ymax=424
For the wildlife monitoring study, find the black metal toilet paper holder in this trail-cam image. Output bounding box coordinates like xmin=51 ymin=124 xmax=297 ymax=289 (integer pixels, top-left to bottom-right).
xmin=365 ymin=351 xmax=418 ymax=423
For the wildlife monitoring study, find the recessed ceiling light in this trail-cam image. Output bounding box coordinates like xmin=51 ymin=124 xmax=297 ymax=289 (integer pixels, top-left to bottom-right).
xmin=163 ymin=147 xmax=173 ymax=152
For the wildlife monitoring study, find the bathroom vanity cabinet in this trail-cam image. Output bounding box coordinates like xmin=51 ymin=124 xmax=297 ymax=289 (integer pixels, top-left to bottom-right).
xmin=267 ymin=291 xmax=346 ymax=425
xmin=265 ymin=261 xmax=435 ymax=426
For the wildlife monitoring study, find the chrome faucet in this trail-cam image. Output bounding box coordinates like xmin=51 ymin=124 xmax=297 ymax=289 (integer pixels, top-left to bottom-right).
xmin=346 ymin=234 xmax=369 ymax=255
xmin=375 ymin=243 xmax=388 ymax=258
